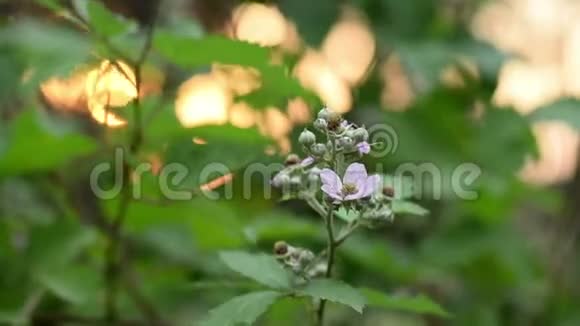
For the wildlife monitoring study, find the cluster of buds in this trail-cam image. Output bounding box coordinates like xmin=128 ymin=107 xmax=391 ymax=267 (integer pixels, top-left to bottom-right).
xmin=271 ymin=108 xmax=375 ymax=198
xmin=273 ymin=241 xmax=326 ymax=280
xmin=270 ymin=107 xmax=400 ymax=282
xmin=299 ymin=108 xmax=371 ymax=159
xmin=270 ymin=153 xmax=321 ymax=196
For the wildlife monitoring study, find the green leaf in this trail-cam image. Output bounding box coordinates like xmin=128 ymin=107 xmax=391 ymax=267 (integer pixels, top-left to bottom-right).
xmin=391 ymin=200 xmax=429 ymax=216
xmin=236 ymin=65 xmax=317 ymax=109
xmin=87 ymin=1 xmax=131 ymax=37
xmin=279 ymin=0 xmax=339 ymax=46
xmin=472 ymin=107 xmax=537 ymax=175
xmin=528 ymin=98 xmax=580 ymax=130
xmin=360 ymin=288 xmax=449 ymax=317
xmin=334 ymin=207 xmax=359 ymax=222
xmin=244 ymin=211 xmax=323 ymax=243
xmin=154 ymin=32 xmax=271 ymax=68
xmin=111 ymin=198 xmax=247 ymax=251
xmin=0 ymin=110 xmax=97 ymax=175
xmin=396 ymin=40 xmax=507 ymax=92
xmin=219 ymin=251 xmax=291 ymax=289
xmin=163 ymin=125 xmax=270 ymax=189
xmin=199 ymin=291 xmax=282 ymax=326
xmin=297 ymin=279 xmax=366 ymax=313
xmin=0 ymin=20 xmax=90 ymax=87
xmin=34 ymin=265 xmax=99 ymax=305
xmin=153 ymin=32 xmax=314 ymax=108
xmin=26 ymin=219 xmax=98 ymax=271
xmin=34 ymin=0 xmax=63 ymax=11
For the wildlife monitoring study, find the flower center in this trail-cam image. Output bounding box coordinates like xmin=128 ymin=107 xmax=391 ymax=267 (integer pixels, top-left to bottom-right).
xmin=341 ymin=183 xmax=358 ymax=196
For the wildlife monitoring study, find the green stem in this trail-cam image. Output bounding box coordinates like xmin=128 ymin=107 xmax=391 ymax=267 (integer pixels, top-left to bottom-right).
xmin=103 ymin=10 xmax=160 ymax=324
xmin=314 ymin=132 xmax=341 ymax=326
xmin=316 ymin=206 xmax=336 ymax=326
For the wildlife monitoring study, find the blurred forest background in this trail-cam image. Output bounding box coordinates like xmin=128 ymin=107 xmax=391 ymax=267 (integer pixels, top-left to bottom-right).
xmin=2 ymin=0 xmax=580 ymax=325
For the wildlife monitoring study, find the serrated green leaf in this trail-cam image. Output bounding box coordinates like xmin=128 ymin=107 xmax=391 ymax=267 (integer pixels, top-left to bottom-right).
xmin=236 ymin=65 xmax=317 ymax=109
xmin=87 ymin=1 xmax=131 ymax=37
xmin=392 ymin=200 xmax=429 ymax=216
xmin=34 ymin=265 xmax=99 ymax=305
xmin=0 ymin=110 xmax=97 ymax=175
xmin=528 ymin=98 xmax=580 ymax=130
xmin=334 ymin=207 xmax=359 ymax=222
xmin=199 ymin=291 xmax=282 ymax=326
xmin=219 ymin=251 xmax=291 ymax=289
xmin=297 ymin=279 xmax=366 ymax=313
xmin=153 ymin=32 xmax=314 ymax=108
xmin=360 ymin=288 xmax=449 ymax=317
xmin=154 ymin=32 xmax=270 ymax=68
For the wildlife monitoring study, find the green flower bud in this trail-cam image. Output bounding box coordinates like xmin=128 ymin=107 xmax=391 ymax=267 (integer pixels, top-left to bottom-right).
xmin=290 ymin=176 xmax=302 ymax=187
xmin=310 ymin=143 xmax=327 ymax=157
xmin=298 ymin=129 xmax=316 ymax=146
xmin=317 ymin=108 xmax=331 ymax=120
xmin=298 ymin=249 xmax=315 ymax=266
xmin=339 ymin=136 xmax=354 ymax=149
xmin=313 ymin=118 xmax=328 ymax=130
xmin=308 ymin=167 xmax=322 ymax=183
xmin=352 ymin=128 xmax=369 ymax=142
xmin=271 ymin=172 xmax=291 ymax=188
xmin=361 ymin=206 xmax=394 ymax=228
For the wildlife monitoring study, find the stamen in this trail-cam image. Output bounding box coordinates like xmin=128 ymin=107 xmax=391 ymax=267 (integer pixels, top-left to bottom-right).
xmin=342 ymin=183 xmax=358 ymax=195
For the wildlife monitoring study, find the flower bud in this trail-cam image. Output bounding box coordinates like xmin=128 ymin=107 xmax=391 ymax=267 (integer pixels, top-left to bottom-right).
xmin=298 ymin=129 xmax=316 ymax=146
xmin=298 ymin=249 xmax=315 ymax=266
xmin=271 ymin=172 xmax=290 ymax=188
xmin=352 ymin=128 xmax=369 ymax=142
xmin=382 ymin=187 xmax=395 ymax=197
xmin=310 ymin=143 xmax=327 ymax=157
xmin=290 ymin=176 xmax=302 ymax=187
xmin=284 ymin=153 xmax=301 ymax=166
xmin=339 ymin=136 xmax=354 ymax=149
xmin=308 ymin=168 xmax=321 ymax=183
xmin=274 ymin=241 xmax=289 ymax=256
xmin=313 ymin=118 xmax=328 ymax=130
xmin=327 ymin=115 xmax=344 ymax=132
xmin=317 ymin=107 xmax=331 ymax=120
xmin=362 ymin=206 xmax=394 ymax=226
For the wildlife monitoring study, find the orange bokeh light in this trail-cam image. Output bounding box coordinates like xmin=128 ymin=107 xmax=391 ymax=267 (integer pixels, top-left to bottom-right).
xmin=175 ymin=73 xmax=232 ymax=128
xmin=322 ymin=17 xmax=375 ymax=86
xmin=294 ymin=50 xmax=352 ymax=114
xmin=234 ymin=3 xmax=287 ymax=47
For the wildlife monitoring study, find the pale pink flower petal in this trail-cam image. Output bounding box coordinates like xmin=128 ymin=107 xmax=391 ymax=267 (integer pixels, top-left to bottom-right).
xmin=320 ymin=168 xmax=342 ymax=198
xmin=343 ymin=163 xmax=367 ymax=185
xmin=361 ymin=174 xmax=381 ymax=198
xmin=357 ymin=142 xmax=371 ymax=155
